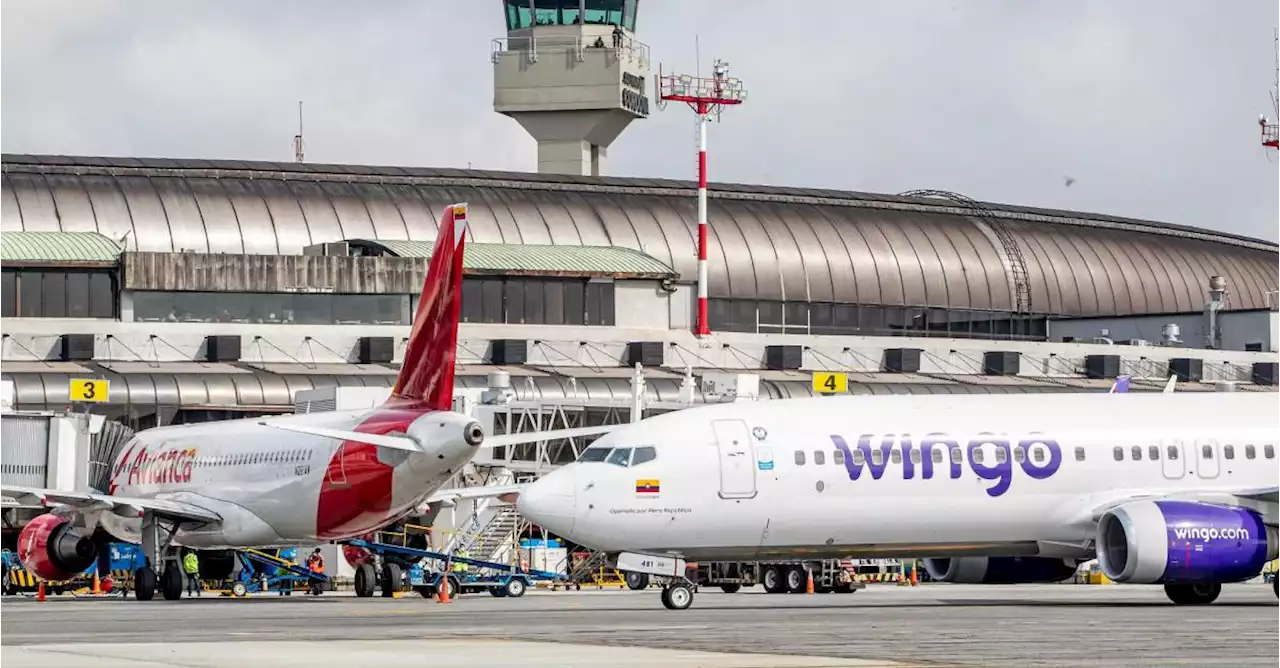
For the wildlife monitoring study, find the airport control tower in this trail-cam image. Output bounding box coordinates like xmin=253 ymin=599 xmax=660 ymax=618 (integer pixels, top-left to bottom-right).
xmin=492 ymin=0 xmax=650 ymax=176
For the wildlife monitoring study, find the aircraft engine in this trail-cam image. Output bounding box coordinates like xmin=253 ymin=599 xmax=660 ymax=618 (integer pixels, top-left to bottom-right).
xmin=1097 ymin=500 xmax=1277 ymax=584
xmin=923 ymin=556 xmax=1079 ymax=584
xmin=17 ymin=513 xmax=98 ymax=582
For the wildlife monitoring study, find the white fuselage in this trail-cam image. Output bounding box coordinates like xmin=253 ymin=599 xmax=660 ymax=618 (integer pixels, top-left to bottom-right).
xmin=97 ymin=406 xmax=478 ymax=549
xmin=518 ymin=392 xmax=1280 ymax=561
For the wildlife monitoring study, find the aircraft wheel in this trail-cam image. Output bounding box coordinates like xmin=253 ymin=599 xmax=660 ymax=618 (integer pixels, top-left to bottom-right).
xmin=785 ymin=566 xmax=807 ymax=593
xmin=134 ymin=566 xmax=157 ymax=601
xmin=660 ymin=583 xmax=694 ymax=610
xmin=380 ymin=563 xmax=403 ymax=597
xmin=762 ymin=566 xmax=785 ymax=593
xmin=353 ymin=563 xmax=376 ymax=598
xmin=719 ymin=583 xmax=741 ymax=594
xmin=1164 ymin=582 xmax=1221 ymax=605
xmin=625 ymin=572 xmax=649 ymax=590
xmin=161 ymin=563 xmax=184 ymax=601
xmin=231 ymin=581 xmax=248 ymax=597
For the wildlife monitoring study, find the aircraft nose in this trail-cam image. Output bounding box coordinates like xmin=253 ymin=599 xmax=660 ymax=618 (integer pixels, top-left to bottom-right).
xmin=516 ymin=467 xmax=576 ymax=537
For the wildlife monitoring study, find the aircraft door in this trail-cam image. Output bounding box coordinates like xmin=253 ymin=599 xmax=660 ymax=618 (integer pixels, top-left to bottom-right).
xmin=1160 ymin=438 xmax=1185 ymax=480
xmin=711 ymin=419 xmax=757 ymax=499
xmin=1194 ymin=438 xmax=1220 ymax=479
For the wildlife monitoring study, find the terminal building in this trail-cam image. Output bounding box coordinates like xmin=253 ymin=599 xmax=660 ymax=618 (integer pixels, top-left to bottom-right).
xmin=2 ymin=0 xmax=1278 ymax=575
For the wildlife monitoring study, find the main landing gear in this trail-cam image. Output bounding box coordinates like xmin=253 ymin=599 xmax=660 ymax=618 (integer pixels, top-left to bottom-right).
xmin=132 ymin=511 xmax=188 ymax=602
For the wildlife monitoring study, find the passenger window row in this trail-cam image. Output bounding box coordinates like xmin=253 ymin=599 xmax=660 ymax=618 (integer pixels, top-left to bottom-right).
xmin=794 ymin=443 xmax=1055 ymax=466
xmin=195 ymin=449 xmax=314 ymax=467
xmin=576 ymin=445 xmax=657 ymax=467
xmin=1110 ymin=444 xmax=1275 ymax=462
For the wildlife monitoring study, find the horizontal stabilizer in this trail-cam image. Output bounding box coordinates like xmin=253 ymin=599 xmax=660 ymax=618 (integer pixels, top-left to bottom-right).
xmin=1 ymin=485 xmax=222 ymax=524
xmin=425 ymin=483 xmax=525 ymax=507
xmin=482 ymin=425 xmax=617 ymax=449
xmin=256 ymin=421 xmax=422 ymax=453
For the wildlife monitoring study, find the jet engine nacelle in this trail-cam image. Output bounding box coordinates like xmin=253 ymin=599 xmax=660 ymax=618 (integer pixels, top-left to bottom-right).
xmin=17 ymin=513 xmax=98 ymax=582
xmin=1097 ymin=500 xmax=1277 ymax=584
xmin=923 ymin=556 xmax=1079 ymax=584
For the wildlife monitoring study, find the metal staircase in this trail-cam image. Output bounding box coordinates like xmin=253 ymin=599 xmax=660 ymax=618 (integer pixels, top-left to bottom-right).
xmin=458 ymin=505 xmax=524 ymax=564
xmin=567 ymin=550 xmax=610 ymax=583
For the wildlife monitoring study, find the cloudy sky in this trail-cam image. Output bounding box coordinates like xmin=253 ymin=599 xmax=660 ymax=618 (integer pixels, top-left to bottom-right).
xmin=3 ymin=0 xmax=1277 ymax=241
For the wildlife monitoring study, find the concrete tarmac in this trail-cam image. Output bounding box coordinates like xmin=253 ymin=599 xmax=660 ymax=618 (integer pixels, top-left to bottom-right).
xmin=2 ymin=584 xmax=1276 ymax=667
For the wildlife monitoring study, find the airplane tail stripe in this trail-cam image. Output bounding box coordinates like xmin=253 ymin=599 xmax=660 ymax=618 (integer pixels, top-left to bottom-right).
xmin=389 ymin=203 xmax=468 ymax=410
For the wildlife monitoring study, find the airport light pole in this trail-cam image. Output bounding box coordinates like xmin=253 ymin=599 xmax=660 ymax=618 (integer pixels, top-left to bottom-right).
xmin=657 ymin=60 xmax=747 ymax=337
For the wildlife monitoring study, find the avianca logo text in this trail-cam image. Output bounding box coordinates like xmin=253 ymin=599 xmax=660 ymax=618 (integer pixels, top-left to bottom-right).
xmin=829 ymin=432 xmax=1063 ymax=498
xmin=1172 ymin=526 xmax=1251 ymax=542
xmin=123 ymin=447 xmax=198 ymax=487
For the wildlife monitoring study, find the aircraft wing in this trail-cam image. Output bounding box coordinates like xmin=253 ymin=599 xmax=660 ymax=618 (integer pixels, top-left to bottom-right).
xmin=0 ymin=485 xmax=222 ymax=525
xmin=424 ymin=483 xmax=525 ymax=507
xmin=259 ymin=422 xmax=616 ymax=452
xmin=1086 ymin=486 xmax=1279 ymax=525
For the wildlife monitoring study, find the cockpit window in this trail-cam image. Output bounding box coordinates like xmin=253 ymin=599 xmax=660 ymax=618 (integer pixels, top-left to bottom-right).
xmin=578 ymin=447 xmax=612 ymax=463
xmin=606 ymin=448 xmax=633 ymax=467
xmin=631 ymin=446 xmax=657 ymax=466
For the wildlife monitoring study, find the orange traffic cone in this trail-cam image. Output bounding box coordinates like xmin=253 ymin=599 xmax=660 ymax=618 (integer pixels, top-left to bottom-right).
xmin=37 ymin=582 xmax=46 ymax=602
xmin=805 ymin=570 xmax=815 ymax=595
xmin=92 ymin=573 xmax=102 ymax=594
xmin=436 ymin=577 xmax=451 ymax=604
xmin=910 ymin=564 xmax=919 ymax=586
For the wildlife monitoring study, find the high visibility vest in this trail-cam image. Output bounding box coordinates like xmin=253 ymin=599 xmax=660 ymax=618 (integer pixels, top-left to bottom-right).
xmin=307 ymin=555 xmax=325 ymax=573
xmin=183 ymin=553 xmax=199 ymax=575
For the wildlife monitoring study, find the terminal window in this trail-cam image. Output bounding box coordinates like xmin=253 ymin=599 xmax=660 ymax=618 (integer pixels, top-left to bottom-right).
xmin=2 ymin=269 xmax=116 ymax=319
xmin=708 ymin=297 xmax=1048 ymax=342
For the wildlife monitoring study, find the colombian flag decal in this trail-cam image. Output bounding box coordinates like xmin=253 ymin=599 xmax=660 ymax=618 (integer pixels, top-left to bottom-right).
xmin=635 ymin=479 xmax=660 ymax=494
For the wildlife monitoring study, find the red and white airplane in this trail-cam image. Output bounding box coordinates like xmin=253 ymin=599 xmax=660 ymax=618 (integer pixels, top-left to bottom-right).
xmin=2 ymin=202 xmax=610 ymax=600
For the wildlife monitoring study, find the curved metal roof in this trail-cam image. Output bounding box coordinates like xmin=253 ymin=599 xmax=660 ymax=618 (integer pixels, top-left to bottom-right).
xmin=0 ymin=230 xmax=124 ymax=265
xmin=348 ymin=239 xmax=674 ymax=277
xmin=3 ymin=154 xmax=1275 ymax=316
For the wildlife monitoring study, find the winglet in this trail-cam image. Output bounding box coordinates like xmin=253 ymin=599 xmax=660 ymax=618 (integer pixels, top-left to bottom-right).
xmin=1109 ymin=375 xmax=1131 ymax=394
xmin=1162 ymin=375 xmax=1176 ymax=394
xmin=390 ymin=203 xmax=469 ymax=410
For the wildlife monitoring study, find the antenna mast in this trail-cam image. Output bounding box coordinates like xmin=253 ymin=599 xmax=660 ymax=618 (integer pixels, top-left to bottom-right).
xmin=293 ymin=101 xmax=306 ymax=162
xmin=656 ymin=59 xmax=748 ymax=338
xmin=1262 ymin=29 xmax=1278 ymax=149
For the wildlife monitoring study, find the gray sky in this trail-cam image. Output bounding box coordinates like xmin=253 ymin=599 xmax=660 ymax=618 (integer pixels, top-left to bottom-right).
xmin=3 ymin=0 xmax=1278 ymax=242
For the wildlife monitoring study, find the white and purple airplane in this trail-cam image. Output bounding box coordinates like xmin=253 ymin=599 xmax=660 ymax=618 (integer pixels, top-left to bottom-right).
xmin=2 ymin=203 xmax=606 ymax=601
xmin=517 ymin=390 xmax=1279 ymax=609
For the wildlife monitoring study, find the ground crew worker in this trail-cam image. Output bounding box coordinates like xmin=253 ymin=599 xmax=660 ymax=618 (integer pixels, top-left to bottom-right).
xmin=182 ymin=550 xmax=201 ymax=597
xmin=453 ymin=549 xmax=469 ymax=574
xmin=306 ymin=548 xmax=324 ymax=574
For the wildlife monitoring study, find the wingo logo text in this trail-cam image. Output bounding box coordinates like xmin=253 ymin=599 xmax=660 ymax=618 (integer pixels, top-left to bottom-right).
xmin=829 ymin=432 xmax=1063 ymax=498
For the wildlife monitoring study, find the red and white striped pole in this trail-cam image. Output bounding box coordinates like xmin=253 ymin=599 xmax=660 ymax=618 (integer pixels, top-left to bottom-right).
xmin=656 ymin=60 xmax=745 ymax=338
xmin=695 ymin=101 xmax=710 ymax=337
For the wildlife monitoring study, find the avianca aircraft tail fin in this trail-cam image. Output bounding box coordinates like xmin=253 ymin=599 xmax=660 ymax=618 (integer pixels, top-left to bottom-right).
xmin=389 ymin=203 xmax=469 ymax=411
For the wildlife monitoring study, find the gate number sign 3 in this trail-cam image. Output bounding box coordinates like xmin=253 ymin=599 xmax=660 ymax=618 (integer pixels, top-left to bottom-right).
xmin=69 ymin=379 xmax=109 ymax=403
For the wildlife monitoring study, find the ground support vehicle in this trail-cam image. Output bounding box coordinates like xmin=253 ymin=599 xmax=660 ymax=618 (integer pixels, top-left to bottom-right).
xmin=623 ymin=559 xmax=866 ymax=595
xmin=342 ymin=538 xmax=562 ymax=600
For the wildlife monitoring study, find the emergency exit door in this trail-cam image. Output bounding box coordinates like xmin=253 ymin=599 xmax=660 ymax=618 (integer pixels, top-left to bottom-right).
xmin=712 ymin=419 xmax=757 ymax=499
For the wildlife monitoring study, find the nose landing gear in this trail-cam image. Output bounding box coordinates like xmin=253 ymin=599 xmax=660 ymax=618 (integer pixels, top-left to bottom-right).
xmin=660 ymin=580 xmax=695 ymax=610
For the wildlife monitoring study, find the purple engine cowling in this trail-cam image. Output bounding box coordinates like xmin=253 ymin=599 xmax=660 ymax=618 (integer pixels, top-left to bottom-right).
xmin=923 ymin=556 xmax=1079 ymax=584
xmin=1097 ymin=500 xmax=1278 ymax=584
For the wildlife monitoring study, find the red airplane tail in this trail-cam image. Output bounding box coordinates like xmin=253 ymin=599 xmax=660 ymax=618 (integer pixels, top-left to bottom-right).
xmin=388 ymin=203 xmax=468 ymax=411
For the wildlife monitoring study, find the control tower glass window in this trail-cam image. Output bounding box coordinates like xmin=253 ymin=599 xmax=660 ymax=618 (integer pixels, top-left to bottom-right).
xmin=504 ymin=0 xmax=634 ymax=31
